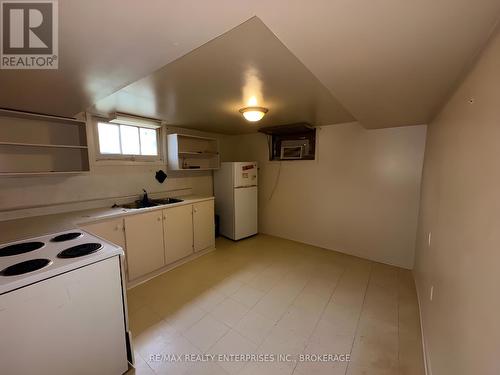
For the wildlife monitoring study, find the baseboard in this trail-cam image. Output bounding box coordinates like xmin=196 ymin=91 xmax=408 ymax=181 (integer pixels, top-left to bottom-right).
xmin=127 ymin=246 xmax=216 ymax=289
xmin=260 ymin=231 xmax=413 ymax=269
xmin=412 ymin=271 xmax=432 ymax=375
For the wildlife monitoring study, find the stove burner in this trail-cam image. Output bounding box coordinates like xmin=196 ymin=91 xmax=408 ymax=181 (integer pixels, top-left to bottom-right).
xmin=57 ymin=243 xmax=103 ymax=259
xmin=50 ymin=232 xmax=83 ymax=242
xmin=0 ymin=241 xmax=44 ymax=257
xmin=0 ymin=258 xmax=52 ymax=276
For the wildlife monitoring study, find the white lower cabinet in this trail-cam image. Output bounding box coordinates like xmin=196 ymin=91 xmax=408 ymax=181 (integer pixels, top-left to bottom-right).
xmin=193 ymin=200 xmax=215 ymax=252
xmin=79 ymin=218 xmax=129 ymax=275
xmin=124 ymin=211 xmax=165 ymax=281
xmin=163 ymin=205 xmax=194 ymax=264
xmin=80 ymin=200 xmax=215 ymax=283
xmin=80 ymin=218 xmax=126 ymax=250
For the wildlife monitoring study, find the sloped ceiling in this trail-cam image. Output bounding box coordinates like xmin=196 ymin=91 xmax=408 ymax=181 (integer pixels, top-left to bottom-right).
xmin=0 ymin=0 xmax=499 ymax=131
xmin=91 ymin=18 xmax=354 ymax=134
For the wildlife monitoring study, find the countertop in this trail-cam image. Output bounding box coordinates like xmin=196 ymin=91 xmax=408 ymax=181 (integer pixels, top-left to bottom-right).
xmin=0 ymin=195 xmax=214 ymax=244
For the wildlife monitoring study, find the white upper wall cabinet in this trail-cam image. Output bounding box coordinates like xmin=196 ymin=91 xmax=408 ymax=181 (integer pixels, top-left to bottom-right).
xmin=167 ymin=133 xmax=220 ymax=170
xmin=0 ymin=109 xmax=89 ymax=176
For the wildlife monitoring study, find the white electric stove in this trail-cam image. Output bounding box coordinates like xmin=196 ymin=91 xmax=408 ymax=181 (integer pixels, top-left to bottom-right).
xmin=0 ymin=230 xmax=132 ymax=375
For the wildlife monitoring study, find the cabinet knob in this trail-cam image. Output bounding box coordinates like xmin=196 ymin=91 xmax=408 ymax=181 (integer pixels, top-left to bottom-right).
xmin=194 ymin=208 xmax=198 ymax=213
xmin=163 ymin=215 xmax=167 ymax=220
xmin=157 ymin=217 xmax=162 ymax=222
xmin=114 ymin=226 xmax=119 ymax=231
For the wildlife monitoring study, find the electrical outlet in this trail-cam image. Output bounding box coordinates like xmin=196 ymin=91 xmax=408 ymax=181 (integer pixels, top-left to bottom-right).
xmin=427 ymin=232 xmax=432 ymax=247
xmin=430 ymin=286 xmax=434 ymax=301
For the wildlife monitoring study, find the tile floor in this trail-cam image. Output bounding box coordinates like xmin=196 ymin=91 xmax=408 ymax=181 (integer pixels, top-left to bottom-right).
xmin=126 ymin=235 xmax=425 ymax=375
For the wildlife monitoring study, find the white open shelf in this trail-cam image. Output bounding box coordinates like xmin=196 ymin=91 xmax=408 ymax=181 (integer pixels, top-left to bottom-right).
xmin=167 ymin=133 xmax=220 ymax=170
xmin=0 ymin=141 xmax=88 ymax=149
xmin=0 ymin=109 xmax=90 ymax=176
xmin=0 ymin=171 xmax=91 ymax=177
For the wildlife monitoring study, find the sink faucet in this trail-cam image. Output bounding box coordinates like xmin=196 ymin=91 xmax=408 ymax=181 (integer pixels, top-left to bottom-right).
xmin=141 ymin=189 xmax=149 ymax=205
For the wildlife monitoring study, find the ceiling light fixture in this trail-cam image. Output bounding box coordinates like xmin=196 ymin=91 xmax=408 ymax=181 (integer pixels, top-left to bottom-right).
xmin=239 ymin=106 xmax=268 ymax=122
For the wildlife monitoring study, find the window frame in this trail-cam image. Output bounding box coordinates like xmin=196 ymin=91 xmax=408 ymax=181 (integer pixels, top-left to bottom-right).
xmin=93 ymin=118 xmax=163 ymax=163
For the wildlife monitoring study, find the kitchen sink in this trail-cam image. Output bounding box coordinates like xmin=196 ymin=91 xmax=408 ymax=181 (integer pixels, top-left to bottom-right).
xmin=119 ymin=201 xmax=157 ymax=209
xmin=118 ymin=198 xmax=183 ymax=209
xmin=151 ymin=198 xmax=184 ymax=205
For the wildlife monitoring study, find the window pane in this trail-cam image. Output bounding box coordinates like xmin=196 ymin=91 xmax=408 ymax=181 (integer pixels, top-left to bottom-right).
xmin=98 ymin=123 xmax=121 ymax=154
xmin=140 ymin=128 xmax=158 ymax=156
xmin=120 ymin=125 xmax=140 ymax=155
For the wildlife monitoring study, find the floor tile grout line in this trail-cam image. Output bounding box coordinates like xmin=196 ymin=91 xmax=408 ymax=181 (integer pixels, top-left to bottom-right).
xmin=254 ymin=276 xmax=311 ymax=373
xmin=209 ymin=282 xmax=275 ymax=340
xmin=229 ymin=280 xmax=269 ymax=310
xmin=178 ymin=258 xmax=271 ymax=343
xmin=291 ymin=262 xmax=349 ymax=375
xmin=186 ymin=260 xmax=295 ymax=360
xmin=178 ymin=306 xmax=209 ymax=334
xmin=133 ymin=347 xmax=159 ymax=375
xmin=200 ymin=259 xmax=345 ymax=373
xmin=344 ymin=262 xmax=374 ymax=375
xmin=237 ymin=257 xmax=320 ymax=374
xmin=207 ymin=254 xmax=308 ymax=374
xmin=129 ymin=238 xmax=416 ymax=375
xmin=203 ymin=324 xmax=234 ymax=354
xmin=182 ymin=257 xmax=285 ymax=353
xmin=180 ymin=309 xmax=233 ymax=354
xmin=201 ymin=296 xmax=255 ymax=354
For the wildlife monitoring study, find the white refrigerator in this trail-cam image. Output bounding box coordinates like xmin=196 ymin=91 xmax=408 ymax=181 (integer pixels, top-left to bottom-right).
xmin=214 ymin=162 xmax=258 ymax=240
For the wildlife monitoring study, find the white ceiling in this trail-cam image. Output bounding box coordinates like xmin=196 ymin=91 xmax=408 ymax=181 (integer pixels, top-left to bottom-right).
xmin=0 ymin=0 xmax=499 ymax=131
xmin=91 ymin=18 xmax=354 ymax=134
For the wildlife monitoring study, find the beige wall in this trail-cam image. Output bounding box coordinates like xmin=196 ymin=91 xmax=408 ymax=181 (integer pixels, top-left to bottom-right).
xmin=414 ymin=28 xmax=500 ymax=375
xmin=221 ymin=122 xmax=427 ymax=268
xmin=0 ymin=167 xmax=212 ymax=211
xmin=0 ymin=121 xmax=216 ymax=215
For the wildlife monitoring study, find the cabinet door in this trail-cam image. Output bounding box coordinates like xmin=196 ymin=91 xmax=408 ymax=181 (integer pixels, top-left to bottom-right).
xmin=80 ymin=218 xmax=128 ymax=276
xmin=124 ymin=211 xmax=165 ymax=281
xmin=193 ymin=200 xmax=215 ymax=252
xmin=80 ymin=218 xmax=125 ymax=250
xmin=163 ymin=205 xmax=194 ymax=264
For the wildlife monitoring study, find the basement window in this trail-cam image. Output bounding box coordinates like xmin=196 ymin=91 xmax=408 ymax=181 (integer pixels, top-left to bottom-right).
xmin=96 ymin=122 xmax=160 ymax=160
